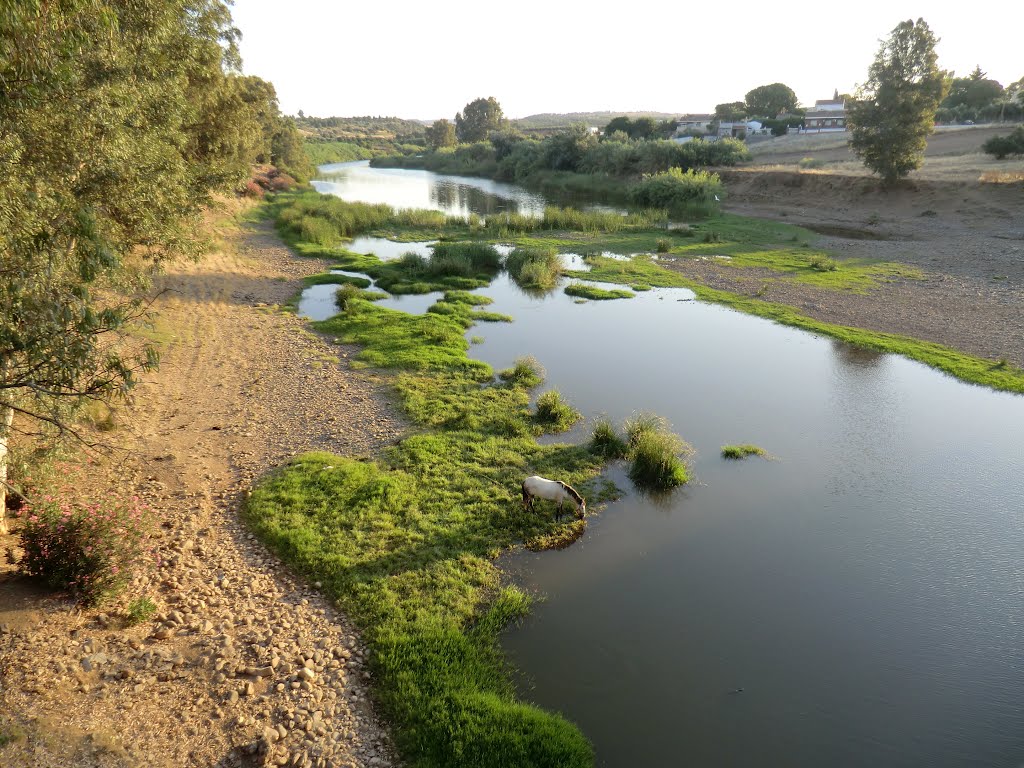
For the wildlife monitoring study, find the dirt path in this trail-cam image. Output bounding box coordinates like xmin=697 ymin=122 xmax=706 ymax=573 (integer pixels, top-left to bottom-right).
xmin=0 ymin=212 xmax=406 ymax=768
xmin=677 ymin=170 xmax=1024 ymax=368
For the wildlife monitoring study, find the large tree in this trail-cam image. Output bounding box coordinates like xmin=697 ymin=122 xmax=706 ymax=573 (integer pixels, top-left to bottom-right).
xmin=454 ymin=97 xmax=504 ymax=143
xmin=0 ymin=0 xmax=278 ymax=532
xmin=425 ymin=119 xmax=456 ymax=150
xmin=848 ymin=18 xmax=949 ymax=184
xmin=714 ymin=101 xmax=747 ymax=122
xmin=744 ymin=83 xmax=799 ymax=118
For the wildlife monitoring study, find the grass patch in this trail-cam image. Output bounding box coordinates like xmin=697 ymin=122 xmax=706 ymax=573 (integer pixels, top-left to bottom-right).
xmin=125 ymin=596 xmax=158 ymax=625
xmin=303 ymin=272 xmax=372 ymax=288
xmin=534 ymin=390 xmax=581 ymax=433
xmin=505 ymin=246 xmax=563 ymax=290
xmin=721 ymin=444 xmax=768 ymax=460
xmin=564 ymin=282 xmax=634 ymax=301
xmin=499 ymin=355 xmax=546 ymax=389
xmin=590 ymin=417 xmax=628 ymax=459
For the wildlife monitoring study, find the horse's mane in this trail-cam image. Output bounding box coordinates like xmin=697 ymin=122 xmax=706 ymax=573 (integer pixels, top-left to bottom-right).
xmin=557 ymin=481 xmax=584 ymax=504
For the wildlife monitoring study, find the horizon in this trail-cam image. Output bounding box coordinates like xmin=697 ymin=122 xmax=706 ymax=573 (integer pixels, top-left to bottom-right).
xmin=231 ymin=0 xmax=1022 ymax=122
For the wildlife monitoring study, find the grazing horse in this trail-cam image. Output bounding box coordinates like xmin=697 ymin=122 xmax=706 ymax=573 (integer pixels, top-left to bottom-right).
xmin=521 ymin=475 xmax=586 ymax=519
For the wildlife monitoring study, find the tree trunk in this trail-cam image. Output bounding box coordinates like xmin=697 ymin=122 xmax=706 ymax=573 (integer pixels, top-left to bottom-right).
xmin=0 ymin=401 xmax=11 ymax=536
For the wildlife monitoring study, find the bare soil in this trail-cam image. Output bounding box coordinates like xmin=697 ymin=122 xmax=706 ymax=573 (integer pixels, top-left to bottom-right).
xmin=0 ymin=208 xmax=406 ymax=768
xmin=670 ymin=169 xmax=1024 ymax=367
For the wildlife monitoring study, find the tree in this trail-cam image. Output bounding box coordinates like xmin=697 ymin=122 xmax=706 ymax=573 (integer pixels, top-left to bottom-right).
xmin=943 ymin=67 xmax=1004 ymax=112
xmin=848 ymin=18 xmax=949 ymax=184
xmin=454 ymin=97 xmax=504 ymax=143
xmin=0 ymin=0 xmax=269 ymax=533
xmin=425 ymin=119 xmax=457 ymax=150
xmin=744 ymin=83 xmax=799 ymax=118
xmin=714 ymin=101 xmax=747 ymax=122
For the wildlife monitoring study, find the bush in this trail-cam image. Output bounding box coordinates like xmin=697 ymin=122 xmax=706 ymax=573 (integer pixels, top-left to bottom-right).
xmin=809 ymin=254 xmax=838 ymax=272
xmin=798 ymin=156 xmax=823 ymax=169
xmin=19 ymin=467 xmax=156 ymax=605
xmin=982 ymin=127 xmax=1024 ymax=160
xmin=335 ymin=283 xmax=363 ymax=312
xmin=628 ymin=168 xmax=724 ymax=213
xmin=628 ymin=429 xmax=690 ymax=489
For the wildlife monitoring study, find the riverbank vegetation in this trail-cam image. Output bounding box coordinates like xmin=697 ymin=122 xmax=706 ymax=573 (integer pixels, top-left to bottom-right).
xmin=0 ymin=0 xmax=304 ymax=537
xmin=304 ymin=139 xmax=375 ymax=165
xmin=563 ymin=283 xmax=635 ymax=301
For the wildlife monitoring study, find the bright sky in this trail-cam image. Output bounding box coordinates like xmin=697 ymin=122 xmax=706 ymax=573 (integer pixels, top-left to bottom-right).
xmin=231 ymin=0 xmax=1023 ymax=120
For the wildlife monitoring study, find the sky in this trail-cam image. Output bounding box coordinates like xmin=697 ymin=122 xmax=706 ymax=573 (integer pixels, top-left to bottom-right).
xmin=231 ymin=0 xmax=1023 ymax=120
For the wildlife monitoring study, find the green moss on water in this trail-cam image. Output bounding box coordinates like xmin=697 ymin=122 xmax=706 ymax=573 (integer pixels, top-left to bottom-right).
xmin=721 ymin=444 xmax=768 ymax=459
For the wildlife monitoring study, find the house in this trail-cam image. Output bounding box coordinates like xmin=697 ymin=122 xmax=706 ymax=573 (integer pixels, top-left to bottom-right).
xmin=674 ymin=114 xmax=714 ymax=136
xmin=715 ymin=120 xmax=764 ymax=139
xmin=804 ymin=90 xmax=847 ymax=132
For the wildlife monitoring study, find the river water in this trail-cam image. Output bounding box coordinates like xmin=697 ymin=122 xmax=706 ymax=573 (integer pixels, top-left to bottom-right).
xmin=308 ymin=161 xmax=1024 ymax=767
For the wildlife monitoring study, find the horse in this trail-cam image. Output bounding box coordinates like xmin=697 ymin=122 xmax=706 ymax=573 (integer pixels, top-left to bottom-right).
xmin=521 ymin=475 xmax=586 ymax=520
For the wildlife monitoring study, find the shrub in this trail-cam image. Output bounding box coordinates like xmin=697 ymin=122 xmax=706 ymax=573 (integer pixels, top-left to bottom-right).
xmin=590 ymin=417 xmax=628 ymax=459
xmin=499 ymin=355 xmax=546 ymax=388
xmin=655 ymin=239 xmax=670 ymax=253
xmin=125 ymin=596 xmax=158 ymax=625
xmin=628 ymin=168 xmax=723 ymax=214
xmin=798 ymin=156 xmax=823 ymax=169
xmin=809 ymin=254 xmax=838 ymax=272
xmin=19 ymin=468 xmax=156 ymax=605
xmin=534 ymin=390 xmax=581 ymax=432
xmin=982 ymin=127 xmax=1024 ymax=160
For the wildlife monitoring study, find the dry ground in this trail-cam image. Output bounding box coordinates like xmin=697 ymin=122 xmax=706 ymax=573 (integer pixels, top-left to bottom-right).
xmin=747 ymin=125 xmax=1024 ymax=181
xmin=667 ymin=168 xmax=1024 ymax=368
xmin=0 ymin=206 xmax=406 ymax=768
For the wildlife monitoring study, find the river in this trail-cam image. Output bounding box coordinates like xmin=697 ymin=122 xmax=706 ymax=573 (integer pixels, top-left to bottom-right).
xmin=308 ymin=161 xmax=1024 ymax=767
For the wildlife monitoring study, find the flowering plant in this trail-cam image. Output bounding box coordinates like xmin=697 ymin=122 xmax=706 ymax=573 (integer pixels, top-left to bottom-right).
xmin=19 ymin=467 xmax=155 ymax=605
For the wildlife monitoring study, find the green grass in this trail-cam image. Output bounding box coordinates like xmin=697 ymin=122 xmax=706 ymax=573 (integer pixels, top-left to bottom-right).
xmin=505 ymin=246 xmax=563 ymax=290
xmin=721 ymin=444 xmax=768 ymax=460
xmin=534 ymin=390 xmax=581 ymax=433
xmin=564 ymin=283 xmax=634 ymax=301
xmin=303 ymin=272 xmax=372 ymax=288
xmin=589 ymin=417 xmax=628 ymax=459
xmin=304 ymin=140 xmax=375 ymax=166
xmin=247 ymin=260 xmax=605 ymax=766
xmin=499 ymin=356 xmax=546 ymax=389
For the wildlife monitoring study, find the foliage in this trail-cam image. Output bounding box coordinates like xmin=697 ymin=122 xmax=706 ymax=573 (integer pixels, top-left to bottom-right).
xmin=848 ymin=18 xmax=949 ymax=184
xmin=533 ymin=390 xmax=581 ymax=433
xmin=942 ymin=66 xmax=1005 ymax=111
xmin=721 ymin=444 xmax=767 ymax=459
xmin=744 ymin=83 xmax=799 ymax=118
xmin=125 ymin=596 xmax=158 ymax=625
xmin=456 ymin=97 xmax=505 ymax=143
xmin=0 ymin=0 xmax=284 ymax=530
xmin=304 ymin=140 xmax=374 ymax=166
xmin=715 ymin=101 xmax=748 ymax=121
xmin=426 ymin=119 xmax=457 ymax=150
xmin=628 ymin=168 xmax=724 ymax=213
xmin=982 ymin=127 xmax=1024 ymax=160
xmin=19 ymin=464 xmax=155 ymax=605
xmin=334 ymin=283 xmax=364 ymax=312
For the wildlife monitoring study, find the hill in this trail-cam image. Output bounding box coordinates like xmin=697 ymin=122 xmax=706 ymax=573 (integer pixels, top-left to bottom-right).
xmin=512 ymin=111 xmax=680 ymax=130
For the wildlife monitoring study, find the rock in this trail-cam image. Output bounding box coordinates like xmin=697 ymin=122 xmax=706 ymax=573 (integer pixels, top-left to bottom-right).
xmin=297 ymin=668 xmax=315 ymax=683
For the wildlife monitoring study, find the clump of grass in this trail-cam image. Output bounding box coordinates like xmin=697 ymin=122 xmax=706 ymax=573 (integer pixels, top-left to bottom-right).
xmin=655 ymin=239 xmax=670 ymax=253
xmin=590 ymin=417 xmax=628 ymax=459
xmin=809 ymin=254 xmax=838 ymax=272
xmin=629 ymin=429 xmax=690 ymax=489
xmin=619 ymin=413 xmax=691 ymax=490
xmin=505 ymin=246 xmax=563 ymax=290
xmin=721 ymin=444 xmax=767 ymax=460
xmin=631 ymin=284 xmax=652 ymax=292
xmin=499 ymin=355 xmax=546 ymax=388
xmin=430 ymin=242 xmax=501 ymax=274
xmin=533 ymin=390 xmax=581 ymax=432
xmin=470 ymin=335 xmax=485 ymax=344
xmin=702 ymin=230 xmax=722 ymax=243
xmin=303 ymin=272 xmax=372 ymax=288
xmin=564 ymin=282 xmax=634 ymax=301
xmin=798 ymin=156 xmax=823 ymax=169
xmin=335 ymin=283 xmax=364 ymax=312
xmin=125 ymin=596 xmax=158 ymax=625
